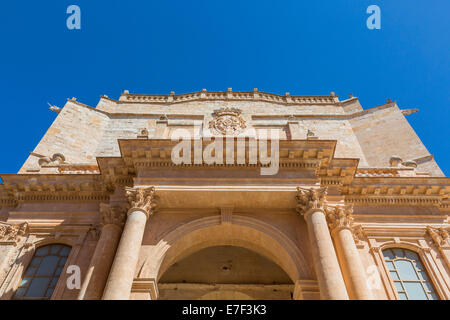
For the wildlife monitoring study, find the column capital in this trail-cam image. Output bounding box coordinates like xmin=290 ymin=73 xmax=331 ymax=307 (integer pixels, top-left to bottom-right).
xmin=325 ymin=204 xmax=354 ymax=234
xmin=296 ymin=186 xmax=328 ymax=218
xmin=125 ymin=186 xmax=158 ymax=219
xmin=99 ymin=203 xmax=127 ymax=230
xmin=0 ymin=221 xmax=29 ymax=245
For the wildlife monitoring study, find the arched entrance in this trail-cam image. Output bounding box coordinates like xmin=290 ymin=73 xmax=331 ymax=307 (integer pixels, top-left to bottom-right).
xmin=135 ymin=215 xmax=314 ymax=300
xmin=158 ymin=245 xmax=294 ymax=300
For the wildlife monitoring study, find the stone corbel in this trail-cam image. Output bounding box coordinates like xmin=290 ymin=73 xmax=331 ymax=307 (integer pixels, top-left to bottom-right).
xmin=131 ymin=278 xmax=159 ymax=300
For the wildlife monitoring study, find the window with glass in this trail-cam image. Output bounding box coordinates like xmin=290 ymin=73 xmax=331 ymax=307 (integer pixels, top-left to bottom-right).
xmin=14 ymin=244 xmax=71 ymax=299
xmin=383 ymin=248 xmax=439 ymax=300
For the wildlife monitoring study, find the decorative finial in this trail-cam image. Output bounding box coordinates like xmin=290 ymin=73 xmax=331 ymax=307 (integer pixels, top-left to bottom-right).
xmin=47 ymin=102 xmax=61 ymax=114
xmin=389 ymin=156 xmax=402 ymax=167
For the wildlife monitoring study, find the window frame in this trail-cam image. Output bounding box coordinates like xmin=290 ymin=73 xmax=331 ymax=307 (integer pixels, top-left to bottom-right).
xmin=13 ymin=243 xmax=72 ymax=300
xmin=380 ymin=244 xmax=441 ymax=300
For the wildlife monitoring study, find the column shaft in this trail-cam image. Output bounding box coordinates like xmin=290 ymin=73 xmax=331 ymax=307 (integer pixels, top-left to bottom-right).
xmin=102 ymin=210 xmax=147 ymax=300
xmin=333 ymin=228 xmax=373 ymax=299
xmin=305 ymin=210 xmax=349 ymax=300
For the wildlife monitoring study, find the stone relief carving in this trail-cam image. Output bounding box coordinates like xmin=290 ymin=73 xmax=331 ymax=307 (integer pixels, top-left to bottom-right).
xmin=208 ymin=108 xmax=246 ymax=135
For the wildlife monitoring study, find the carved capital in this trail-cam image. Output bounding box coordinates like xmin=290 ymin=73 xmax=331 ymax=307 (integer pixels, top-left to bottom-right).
xmin=296 ymin=187 xmax=328 ymax=217
xmin=427 ymin=226 xmax=450 ymax=248
xmin=352 ymin=224 xmax=367 ymax=248
xmin=99 ymin=203 xmax=127 ymax=229
xmin=325 ymin=204 xmax=354 ymax=233
xmin=0 ymin=222 xmax=29 ymax=244
xmin=125 ymin=187 xmax=158 ymax=218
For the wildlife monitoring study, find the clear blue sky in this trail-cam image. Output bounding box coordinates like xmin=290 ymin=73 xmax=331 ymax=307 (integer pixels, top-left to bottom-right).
xmin=0 ymin=1 xmax=448 ymax=175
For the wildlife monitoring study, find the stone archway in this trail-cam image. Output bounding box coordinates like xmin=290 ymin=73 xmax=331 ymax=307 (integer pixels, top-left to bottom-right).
xmin=135 ymin=215 xmax=314 ymax=299
xmin=158 ymin=245 xmax=295 ymax=300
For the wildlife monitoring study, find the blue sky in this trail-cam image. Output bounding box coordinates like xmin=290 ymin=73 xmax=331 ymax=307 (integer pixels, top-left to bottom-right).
xmin=0 ymin=0 xmax=448 ymax=175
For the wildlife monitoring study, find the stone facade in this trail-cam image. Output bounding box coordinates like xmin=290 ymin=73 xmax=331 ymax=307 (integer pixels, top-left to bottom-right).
xmin=0 ymin=89 xmax=449 ymax=300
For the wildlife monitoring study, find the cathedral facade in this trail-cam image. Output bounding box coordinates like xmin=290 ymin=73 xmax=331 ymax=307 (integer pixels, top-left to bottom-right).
xmin=0 ymin=89 xmax=449 ymax=300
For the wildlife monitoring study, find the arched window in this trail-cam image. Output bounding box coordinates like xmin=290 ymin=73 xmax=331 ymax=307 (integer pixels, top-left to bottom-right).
xmin=383 ymin=248 xmax=439 ymax=300
xmin=14 ymin=244 xmax=71 ymax=299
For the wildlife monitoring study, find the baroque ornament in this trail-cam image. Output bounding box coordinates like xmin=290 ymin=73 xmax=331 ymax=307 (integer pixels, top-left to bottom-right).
xmin=0 ymin=222 xmax=28 ymax=242
xmin=208 ymin=108 xmax=246 ymax=135
xmin=296 ymin=187 xmax=328 ymax=216
xmin=427 ymin=226 xmax=450 ymax=248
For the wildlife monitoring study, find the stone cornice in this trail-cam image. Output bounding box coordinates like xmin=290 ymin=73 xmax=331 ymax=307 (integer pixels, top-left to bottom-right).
xmin=251 ymin=102 xmax=397 ymax=119
xmin=119 ymin=89 xmax=339 ymax=105
xmin=342 ymin=177 xmax=450 ymax=207
xmin=0 ymin=195 xmax=17 ymax=208
xmin=57 ymin=164 xmax=100 ymax=174
xmin=0 ymin=174 xmax=112 ymax=203
xmin=116 ymin=138 xmax=337 ymax=170
xmin=346 ymin=196 xmax=443 ymax=206
xmin=342 ymin=178 xmax=449 ymax=194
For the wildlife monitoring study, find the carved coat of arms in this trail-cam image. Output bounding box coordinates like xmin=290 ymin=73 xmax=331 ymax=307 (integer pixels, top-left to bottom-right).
xmin=208 ymin=108 xmax=246 ymax=135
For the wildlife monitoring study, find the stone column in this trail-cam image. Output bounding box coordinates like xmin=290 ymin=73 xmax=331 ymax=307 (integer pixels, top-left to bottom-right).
xmin=326 ymin=205 xmax=373 ymax=300
xmin=102 ymin=187 xmax=157 ymax=300
xmin=296 ymin=187 xmax=349 ymax=300
xmin=77 ymin=204 xmax=126 ymax=300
